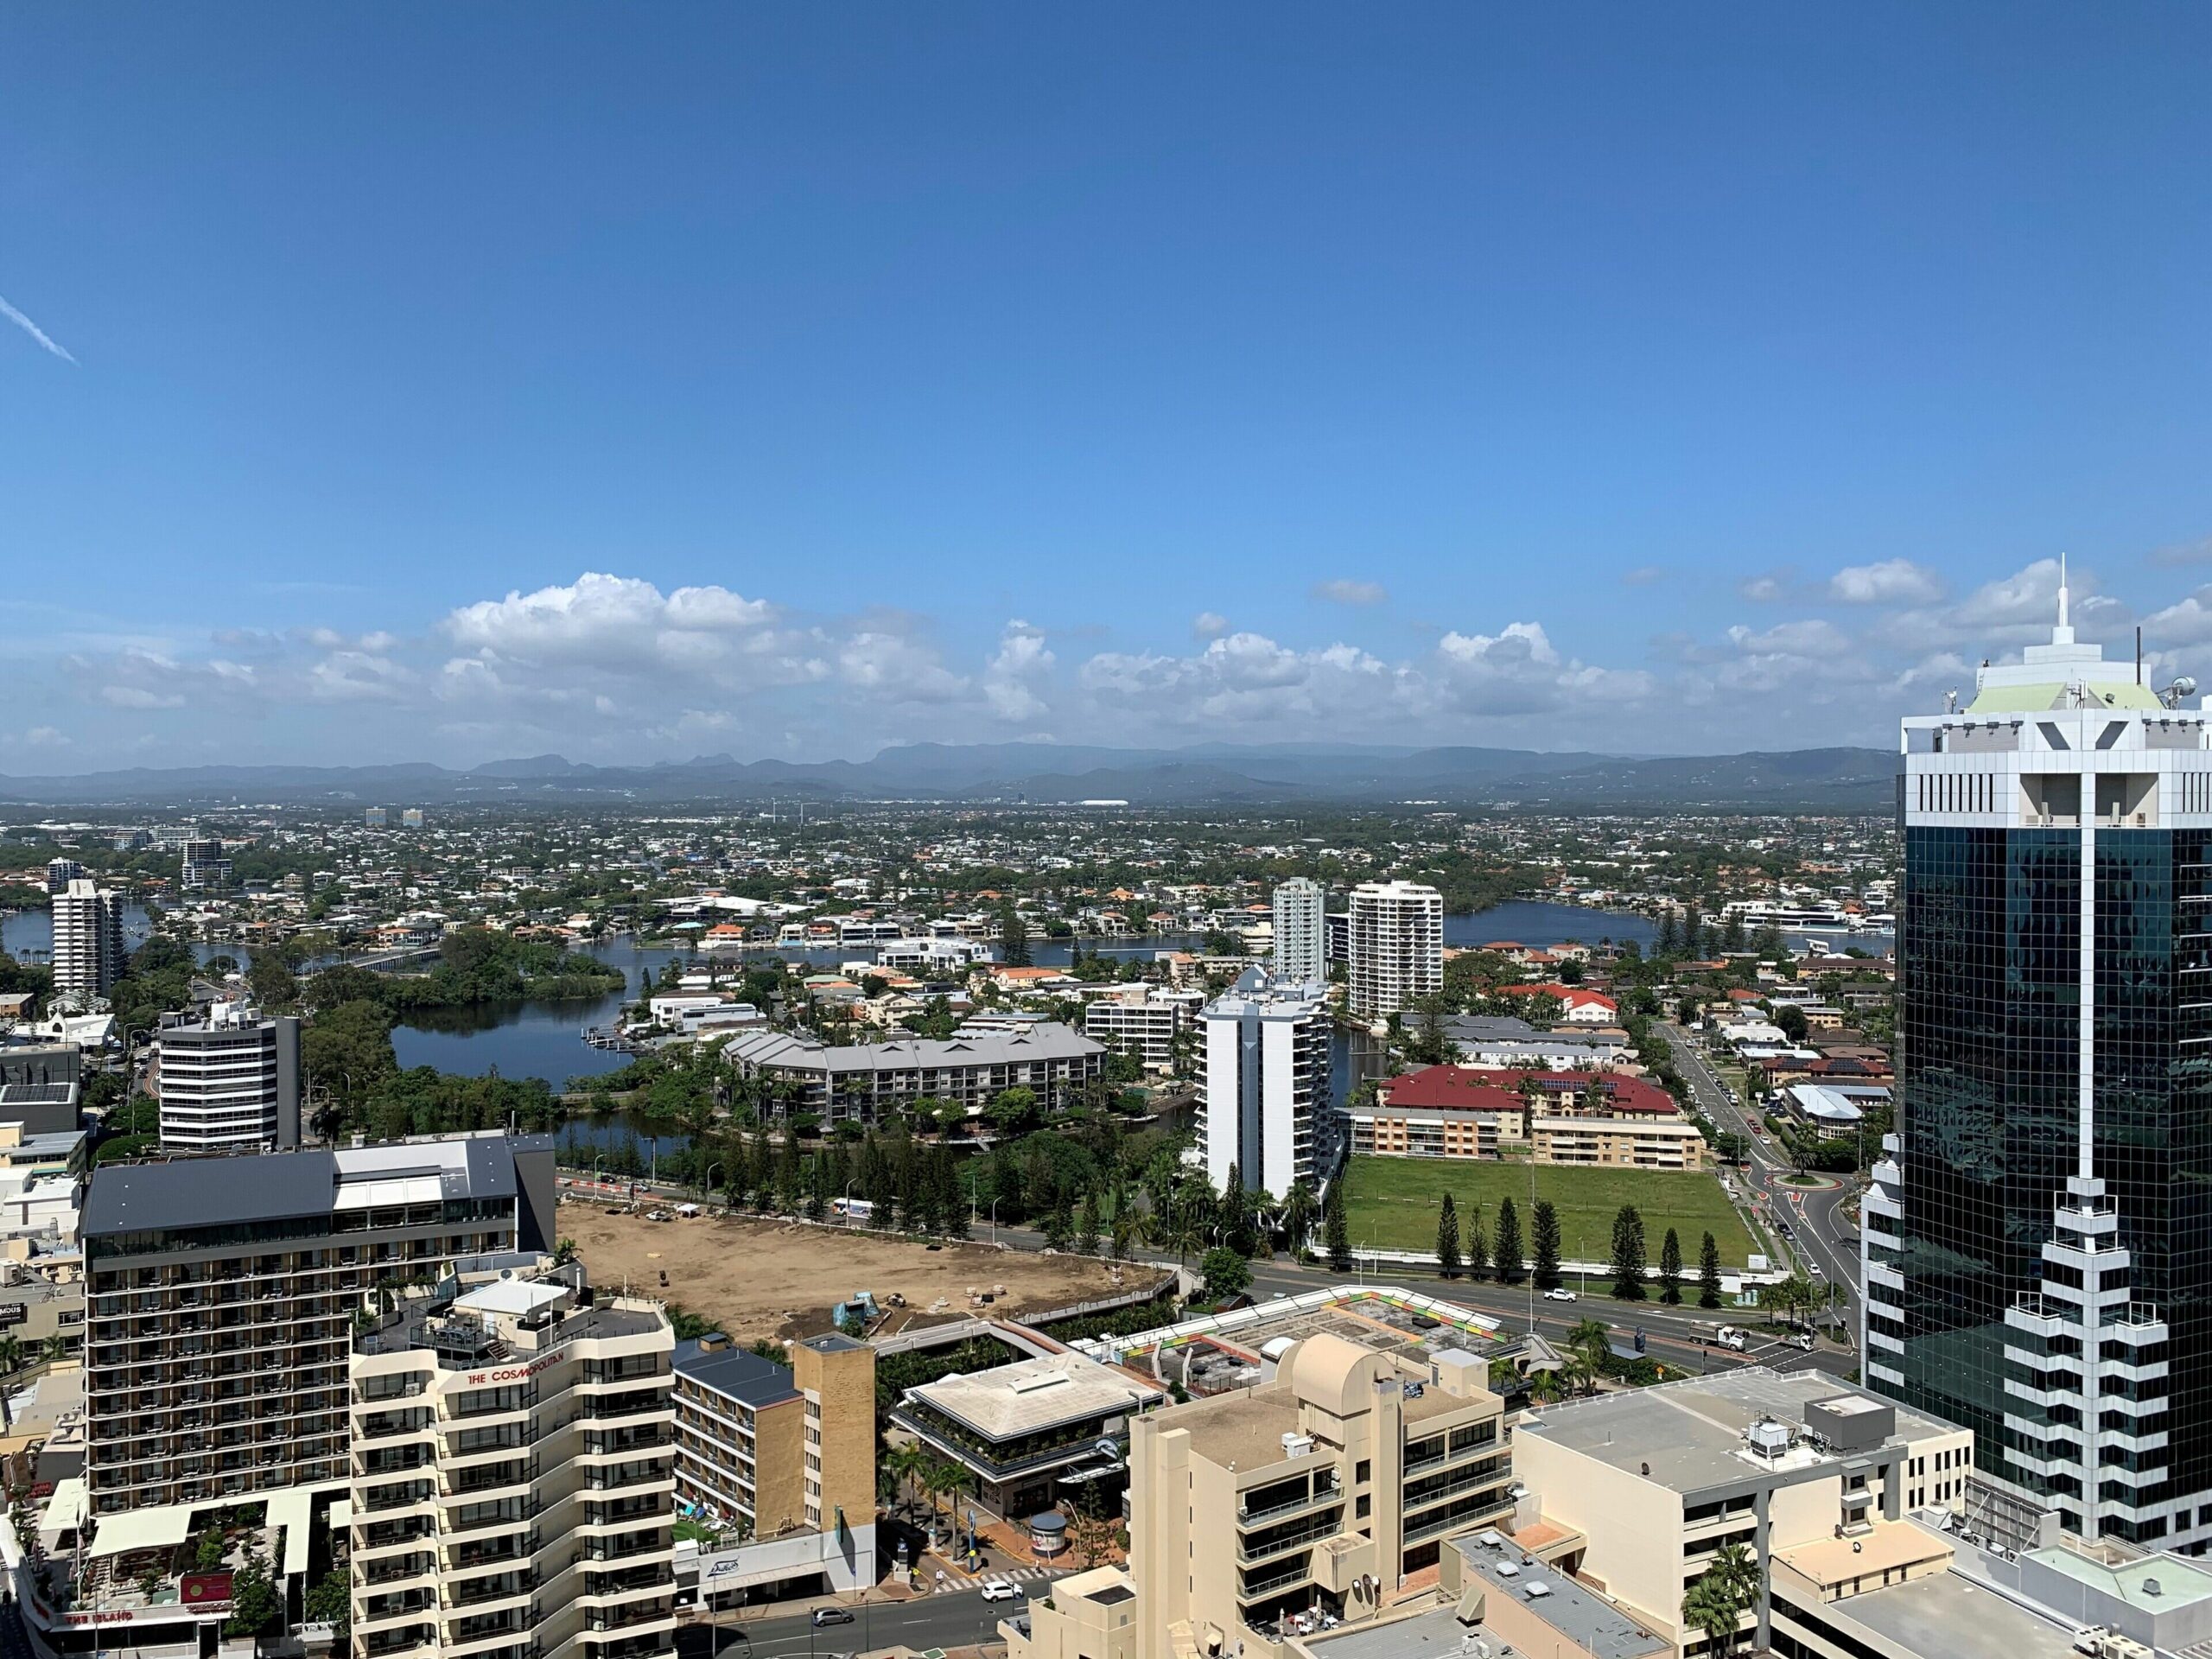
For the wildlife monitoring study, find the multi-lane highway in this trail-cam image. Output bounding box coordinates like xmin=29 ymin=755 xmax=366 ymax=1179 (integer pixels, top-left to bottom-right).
xmin=1653 ymin=1022 xmax=1862 ymax=1328
xmin=680 ymin=1576 xmax=1063 ymax=1659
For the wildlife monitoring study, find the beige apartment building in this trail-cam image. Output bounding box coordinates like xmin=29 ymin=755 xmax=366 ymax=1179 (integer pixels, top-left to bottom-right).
xmin=1123 ymin=1333 xmax=1510 ymax=1656
xmin=1527 ymin=1106 xmax=1709 ymax=1171
xmin=347 ymin=1257 xmax=677 ymax=1659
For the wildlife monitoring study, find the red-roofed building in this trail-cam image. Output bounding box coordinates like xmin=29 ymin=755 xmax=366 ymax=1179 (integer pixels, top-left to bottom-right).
xmin=1494 ymin=983 xmax=1619 ymax=1023
xmin=1354 ymin=1065 xmax=1706 ymax=1168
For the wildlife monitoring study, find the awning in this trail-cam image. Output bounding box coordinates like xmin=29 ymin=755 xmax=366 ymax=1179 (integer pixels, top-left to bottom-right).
xmin=85 ymin=1503 xmax=193 ymax=1559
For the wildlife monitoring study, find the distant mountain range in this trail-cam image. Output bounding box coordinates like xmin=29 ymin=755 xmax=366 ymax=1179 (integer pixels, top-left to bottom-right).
xmin=0 ymin=742 xmax=1897 ymax=811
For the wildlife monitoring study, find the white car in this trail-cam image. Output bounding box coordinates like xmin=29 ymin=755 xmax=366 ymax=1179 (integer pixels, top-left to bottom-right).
xmin=979 ymin=1580 xmax=1025 ymax=1603
xmin=1543 ymin=1287 xmax=1577 ymax=1302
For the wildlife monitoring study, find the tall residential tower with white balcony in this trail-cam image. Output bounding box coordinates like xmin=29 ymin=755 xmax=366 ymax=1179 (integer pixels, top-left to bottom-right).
xmin=348 ymin=1258 xmax=676 ymax=1659
xmin=1346 ymin=880 xmax=1442 ymax=1022
xmin=1271 ymin=878 xmax=1327 ymax=986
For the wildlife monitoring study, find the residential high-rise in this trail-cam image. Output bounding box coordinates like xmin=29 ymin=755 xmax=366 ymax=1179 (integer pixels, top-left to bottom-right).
xmin=365 ymin=806 xmax=388 ymax=828
xmin=348 ymin=1256 xmax=676 ymax=1659
xmin=1346 ymin=880 xmax=1442 ymax=1021
xmin=178 ymin=836 xmax=231 ymax=892
xmin=1198 ymin=967 xmax=1333 ymax=1194
xmin=79 ymin=1133 xmax=556 ymax=1516
xmin=1271 ymin=877 xmax=1327 ymax=984
xmin=1871 ymin=572 xmax=2212 ymax=1548
xmin=154 ymin=1001 xmax=302 ymax=1150
xmin=52 ymin=878 xmax=126 ymax=1003
xmin=44 ymin=858 xmax=86 ymax=895
xmin=401 ymin=807 xmax=425 ymax=829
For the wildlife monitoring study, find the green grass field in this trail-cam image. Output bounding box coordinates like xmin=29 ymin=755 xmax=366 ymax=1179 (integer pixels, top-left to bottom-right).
xmin=1341 ymin=1157 xmax=1762 ymax=1268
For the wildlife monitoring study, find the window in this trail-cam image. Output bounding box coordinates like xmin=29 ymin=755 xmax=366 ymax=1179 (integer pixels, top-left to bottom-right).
xmin=1355 ymin=1460 xmax=1371 ymax=1484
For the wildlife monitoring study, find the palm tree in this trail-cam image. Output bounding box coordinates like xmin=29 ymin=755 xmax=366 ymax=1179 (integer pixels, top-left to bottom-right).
xmin=1681 ymin=1573 xmax=1745 ymax=1656
xmin=1279 ymin=1179 xmax=1319 ymax=1258
xmin=1565 ymin=1316 xmax=1615 ymax=1395
xmin=1526 ymin=1366 xmax=1566 ymax=1407
xmin=0 ymin=1335 xmax=22 ymax=1377
xmin=882 ymin=1442 xmax=925 ymax=1522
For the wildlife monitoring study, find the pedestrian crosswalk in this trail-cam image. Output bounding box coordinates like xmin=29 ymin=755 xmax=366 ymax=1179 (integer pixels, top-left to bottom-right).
xmin=924 ymin=1565 xmax=1062 ymax=1595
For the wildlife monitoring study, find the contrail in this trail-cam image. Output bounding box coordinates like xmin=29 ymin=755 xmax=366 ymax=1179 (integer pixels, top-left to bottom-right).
xmin=0 ymin=294 xmax=76 ymax=364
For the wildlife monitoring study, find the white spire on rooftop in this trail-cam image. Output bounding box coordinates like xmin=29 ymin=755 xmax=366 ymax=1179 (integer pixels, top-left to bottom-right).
xmin=2053 ymin=551 xmax=2075 ymax=646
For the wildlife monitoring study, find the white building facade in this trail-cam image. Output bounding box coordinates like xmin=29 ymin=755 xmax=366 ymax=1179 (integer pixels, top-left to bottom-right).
xmin=1346 ymin=880 xmax=1442 ymax=1021
xmin=51 ymin=879 xmax=125 ymax=1004
xmin=1198 ymin=968 xmax=1333 ymax=1195
xmin=1270 ymin=877 xmax=1327 ymax=985
xmin=155 ymin=1002 xmax=302 ymax=1150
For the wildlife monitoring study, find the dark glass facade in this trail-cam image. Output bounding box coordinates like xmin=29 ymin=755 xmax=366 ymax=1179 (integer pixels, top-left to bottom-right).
xmin=1897 ymin=824 xmax=2212 ymax=1535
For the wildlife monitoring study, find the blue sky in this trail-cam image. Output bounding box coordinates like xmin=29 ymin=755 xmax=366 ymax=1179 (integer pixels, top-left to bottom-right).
xmin=6 ymin=5 xmax=2212 ymax=770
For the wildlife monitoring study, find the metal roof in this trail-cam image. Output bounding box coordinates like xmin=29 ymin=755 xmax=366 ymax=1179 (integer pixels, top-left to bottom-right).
xmin=674 ymin=1340 xmax=800 ymax=1408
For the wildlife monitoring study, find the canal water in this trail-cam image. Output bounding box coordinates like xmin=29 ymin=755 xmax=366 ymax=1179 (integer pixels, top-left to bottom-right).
xmin=4 ymin=896 xmax=1885 ymax=1112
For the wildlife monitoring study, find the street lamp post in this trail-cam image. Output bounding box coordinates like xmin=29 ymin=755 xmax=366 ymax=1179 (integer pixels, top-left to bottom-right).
xmin=990 ymin=1198 xmax=1002 ymax=1243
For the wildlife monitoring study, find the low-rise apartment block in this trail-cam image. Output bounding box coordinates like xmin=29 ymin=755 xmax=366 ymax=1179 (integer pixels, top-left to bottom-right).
xmin=672 ymin=1332 xmax=876 ymax=1597
xmin=722 ymin=1024 xmax=1104 ymax=1125
xmin=1355 ymin=1068 xmax=1706 ymax=1170
xmin=1084 ymin=986 xmax=1200 ymax=1071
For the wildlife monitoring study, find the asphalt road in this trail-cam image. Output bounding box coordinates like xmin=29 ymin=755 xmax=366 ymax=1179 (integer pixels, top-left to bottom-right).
xmin=1653 ymin=1023 xmax=1862 ymax=1325
xmin=682 ymin=1580 xmax=1059 ymax=1659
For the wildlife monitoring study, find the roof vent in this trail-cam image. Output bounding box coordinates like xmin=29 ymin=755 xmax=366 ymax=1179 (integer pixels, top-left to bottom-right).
xmin=2145 ymin=1578 xmax=2162 ymax=1598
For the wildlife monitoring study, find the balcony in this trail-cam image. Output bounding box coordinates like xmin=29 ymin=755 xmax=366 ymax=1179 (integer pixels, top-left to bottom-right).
xmin=1238 ymin=1512 xmax=1344 ymax=1564
xmin=1237 ymin=1478 xmax=1343 ymax=1528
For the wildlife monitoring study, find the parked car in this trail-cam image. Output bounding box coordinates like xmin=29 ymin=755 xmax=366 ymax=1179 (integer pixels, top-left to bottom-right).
xmin=1542 ymin=1287 xmax=1577 ymax=1302
xmin=980 ymin=1580 xmax=1025 ymax=1603
xmin=812 ymin=1608 xmax=856 ymax=1628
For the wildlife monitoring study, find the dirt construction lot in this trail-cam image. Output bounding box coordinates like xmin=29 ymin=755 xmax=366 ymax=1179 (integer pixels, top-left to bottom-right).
xmin=563 ymin=1204 xmax=1165 ymax=1342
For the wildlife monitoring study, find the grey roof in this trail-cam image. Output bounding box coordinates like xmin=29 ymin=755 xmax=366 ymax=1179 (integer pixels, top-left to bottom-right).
xmin=1517 ymin=1367 xmax=1954 ymax=1496
xmin=725 ymin=1023 xmax=1102 ymax=1076
xmin=1442 ymin=1016 xmax=1541 ymax=1040
xmin=85 ymin=1148 xmax=343 ymax=1236
xmin=1818 ymin=1564 xmax=2080 ymax=1659
xmin=83 ymin=1134 xmax=527 ymax=1239
xmin=1309 ymin=1588 xmax=1665 ymax=1659
xmin=674 ymin=1340 xmax=800 ymax=1408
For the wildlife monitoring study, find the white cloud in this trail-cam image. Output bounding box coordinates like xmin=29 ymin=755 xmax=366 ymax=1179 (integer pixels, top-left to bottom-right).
xmin=1192 ymin=612 xmax=1228 ymax=639
xmin=983 ymin=621 xmax=1054 ymax=722
xmin=1622 ymin=566 xmax=1666 ymax=587
xmin=2145 ymin=588 xmax=2212 ymax=646
xmin=1739 ymin=573 xmax=1786 ymax=602
xmin=0 ymin=293 xmax=74 ymax=364
xmin=1313 ymin=579 xmax=1388 ymax=607
xmin=1829 ymin=559 xmax=1944 ymax=605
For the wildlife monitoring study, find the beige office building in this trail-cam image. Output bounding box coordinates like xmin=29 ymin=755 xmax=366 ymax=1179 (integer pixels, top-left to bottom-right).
xmin=1122 ymin=1333 xmax=1510 ymax=1656
xmin=1510 ymin=1369 xmax=1972 ymax=1656
xmin=348 ymin=1258 xmax=677 ymax=1659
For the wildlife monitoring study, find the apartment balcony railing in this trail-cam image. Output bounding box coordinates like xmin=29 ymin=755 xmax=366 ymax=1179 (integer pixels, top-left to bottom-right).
xmin=1236 ymin=1478 xmax=1342 ymax=1528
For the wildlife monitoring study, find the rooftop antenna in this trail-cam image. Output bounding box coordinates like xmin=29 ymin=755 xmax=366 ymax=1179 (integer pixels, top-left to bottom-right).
xmin=2139 ymin=626 xmax=2145 ymax=685
xmin=2054 ymin=553 xmax=2075 ymax=645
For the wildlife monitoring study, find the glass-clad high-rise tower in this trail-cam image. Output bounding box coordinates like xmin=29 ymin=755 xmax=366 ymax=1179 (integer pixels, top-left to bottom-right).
xmin=1867 ymin=573 xmax=2212 ymax=1548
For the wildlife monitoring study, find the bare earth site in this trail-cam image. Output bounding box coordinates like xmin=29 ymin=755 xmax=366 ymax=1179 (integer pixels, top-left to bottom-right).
xmin=562 ymin=1205 xmax=1166 ymax=1342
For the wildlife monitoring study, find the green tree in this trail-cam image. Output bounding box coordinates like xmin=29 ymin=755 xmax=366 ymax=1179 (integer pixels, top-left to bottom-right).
xmin=1001 ymin=904 xmax=1032 ymax=968
xmin=305 ymin=1566 xmax=351 ymax=1643
xmin=1699 ymin=1230 xmax=1725 ymax=1309
xmin=248 ymin=951 xmax=298 ymax=1009
xmin=986 ymin=1086 xmax=1040 ymax=1136
xmin=1461 ymin=1201 xmax=1489 ymax=1281
xmin=1681 ymin=1542 xmax=1759 ymax=1656
xmin=1609 ymin=1205 xmax=1647 ymax=1300
xmin=225 ymin=1541 xmax=282 ymax=1638
xmin=1324 ymin=1178 xmax=1351 ymax=1273
xmin=1658 ymin=1227 xmax=1683 ymax=1305
xmin=1200 ymin=1245 xmax=1252 ymax=1303
xmin=1075 ymin=1189 xmax=1102 ymax=1256
xmin=1494 ymin=1195 xmax=1525 ymax=1285
xmin=1279 ymin=1179 xmax=1319 ymax=1258
xmin=1531 ymin=1199 xmax=1562 ymax=1290
xmin=1435 ymin=1192 xmax=1462 ymax=1280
